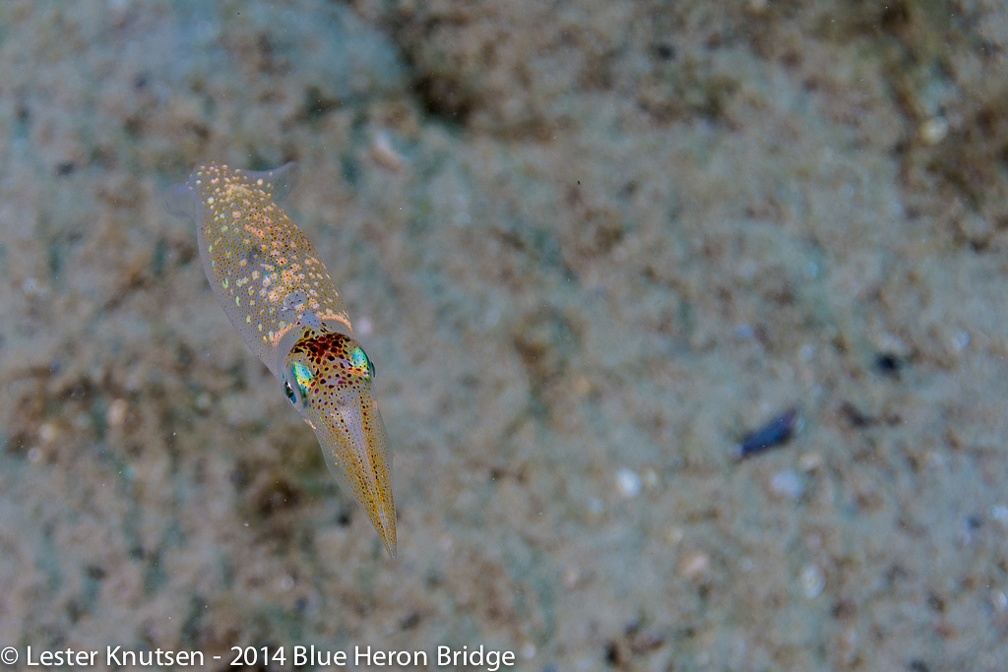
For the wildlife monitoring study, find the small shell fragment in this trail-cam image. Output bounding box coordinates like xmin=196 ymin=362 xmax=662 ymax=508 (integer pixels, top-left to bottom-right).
xmin=735 ymin=407 xmax=801 ymax=460
xmin=370 ymin=132 xmax=405 ymax=172
xmin=800 ymin=563 xmax=825 ymax=599
xmin=615 ymin=468 xmax=642 ymax=499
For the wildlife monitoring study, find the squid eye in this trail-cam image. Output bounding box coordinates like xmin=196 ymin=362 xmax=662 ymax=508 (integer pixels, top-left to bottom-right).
xmin=284 ymin=360 xmax=314 ymax=407
xmin=350 ymin=346 xmax=375 ymax=379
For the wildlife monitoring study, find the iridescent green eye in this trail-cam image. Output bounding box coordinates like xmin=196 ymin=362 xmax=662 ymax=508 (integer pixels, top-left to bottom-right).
xmin=292 ymin=361 xmax=314 ymax=395
xmin=284 ymin=361 xmax=313 ymax=407
xmin=351 ymin=346 xmax=375 ymax=379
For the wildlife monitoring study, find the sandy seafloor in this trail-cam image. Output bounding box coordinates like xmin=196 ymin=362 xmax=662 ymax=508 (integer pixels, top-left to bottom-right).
xmin=1 ymin=1 xmax=1008 ymax=670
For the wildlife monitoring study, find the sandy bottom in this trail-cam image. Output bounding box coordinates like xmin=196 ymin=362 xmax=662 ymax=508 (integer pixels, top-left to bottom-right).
xmin=1 ymin=1 xmax=1007 ymax=670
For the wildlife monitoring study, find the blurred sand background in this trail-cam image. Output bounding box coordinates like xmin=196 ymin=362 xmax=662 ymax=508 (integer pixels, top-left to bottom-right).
xmin=2 ymin=1 xmax=1008 ymax=670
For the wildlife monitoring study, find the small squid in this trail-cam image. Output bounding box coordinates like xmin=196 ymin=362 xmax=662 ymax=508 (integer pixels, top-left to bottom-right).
xmin=167 ymin=162 xmax=396 ymax=558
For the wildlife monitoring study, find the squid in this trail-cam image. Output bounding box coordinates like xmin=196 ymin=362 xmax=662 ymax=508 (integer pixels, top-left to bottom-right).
xmin=167 ymin=162 xmax=396 ymax=558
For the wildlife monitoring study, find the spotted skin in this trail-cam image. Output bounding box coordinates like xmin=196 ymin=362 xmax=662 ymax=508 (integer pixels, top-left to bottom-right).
xmin=168 ymin=162 xmax=396 ymax=558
